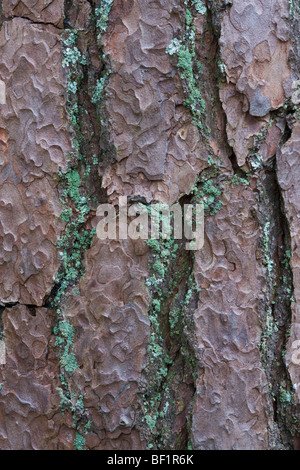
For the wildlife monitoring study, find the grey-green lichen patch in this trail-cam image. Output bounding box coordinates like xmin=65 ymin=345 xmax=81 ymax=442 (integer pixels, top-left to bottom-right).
xmin=255 ymin=157 xmax=298 ymax=447
xmin=95 ymin=0 xmax=114 ymax=41
xmin=166 ymin=1 xmax=206 ymax=132
xmin=52 ymin=24 xmax=112 ymax=450
xmin=54 ymin=318 xmax=79 ymax=374
xmin=191 ymin=0 xmax=207 ymax=15
xmin=91 ymin=72 xmax=110 ymax=104
xmin=289 ymin=0 xmax=296 ymax=18
xmin=138 ymin=197 xmax=204 ymax=449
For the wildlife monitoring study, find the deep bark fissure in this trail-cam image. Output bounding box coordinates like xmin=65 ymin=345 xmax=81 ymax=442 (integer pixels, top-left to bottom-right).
xmin=255 ymin=152 xmax=296 ymax=449
xmin=136 ymin=185 xmax=203 ymax=449
xmin=138 ymin=240 xmax=198 ymax=450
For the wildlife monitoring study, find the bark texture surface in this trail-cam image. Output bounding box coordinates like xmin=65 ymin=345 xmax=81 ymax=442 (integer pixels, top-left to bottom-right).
xmin=0 ymin=0 xmax=299 ymax=450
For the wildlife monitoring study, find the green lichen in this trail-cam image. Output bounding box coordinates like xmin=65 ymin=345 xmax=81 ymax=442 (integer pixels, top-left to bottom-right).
xmin=92 ymin=3 xmax=114 ymax=120
xmin=249 ymin=153 xmax=263 ymax=171
xmin=74 ymin=432 xmax=86 ymax=451
xmin=166 ymin=0 xmax=206 ymax=132
xmin=279 ymin=386 xmax=293 ymax=406
xmin=95 ymin=0 xmax=114 ymax=41
xmin=231 ymin=174 xmax=250 ymax=187
xmin=263 ymin=222 xmax=274 ymax=277
xmin=91 ymin=71 xmax=110 ymax=104
xmin=53 ymin=28 xmax=106 ymax=451
xmin=54 ymin=319 xmax=79 ymax=374
xmin=55 ymin=32 xmax=97 ymax=303
xmin=143 ymin=212 xmax=199 ymax=448
xmin=169 ymin=272 xmax=200 ymax=345
xmin=259 ymin=307 xmax=279 ymax=354
xmin=143 ymin=234 xmax=179 ymax=444
xmin=190 ymin=0 xmax=207 ymax=15
xmin=247 ymin=119 xmax=274 ymax=170
xmin=192 ymin=177 xmax=224 ymax=216
xmin=63 ymin=47 xmax=84 ymax=68
xmin=62 ymin=30 xmax=84 ymax=145
xmin=207 ymin=154 xmax=221 ymax=168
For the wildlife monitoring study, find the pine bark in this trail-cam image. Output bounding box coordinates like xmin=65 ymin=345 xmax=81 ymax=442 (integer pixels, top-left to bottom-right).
xmin=0 ymin=0 xmax=299 ymax=450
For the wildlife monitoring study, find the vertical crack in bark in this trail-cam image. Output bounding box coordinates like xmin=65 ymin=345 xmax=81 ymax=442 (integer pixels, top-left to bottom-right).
xmin=135 ymin=2 xmax=234 ymax=449
xmin=255 ymin=143 xmax=297 ymax=448
xmin=44 ymin=1 xmax=117 ymax=449
xmin=206 ymin=0 xmax=300 ymax=448
xmin=205 ymin=1 xmax=239 ymax=177
xmin=137 ymin=198 xmax=199 ymax=450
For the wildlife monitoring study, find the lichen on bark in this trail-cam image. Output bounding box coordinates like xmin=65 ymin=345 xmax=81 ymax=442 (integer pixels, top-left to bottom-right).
xmin=0 ymin=0 xmax=298 ymax=451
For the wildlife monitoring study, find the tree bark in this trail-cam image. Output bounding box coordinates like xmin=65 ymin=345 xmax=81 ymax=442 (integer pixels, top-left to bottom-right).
xmin=0 ymin=0 xmax=299 ymax=450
